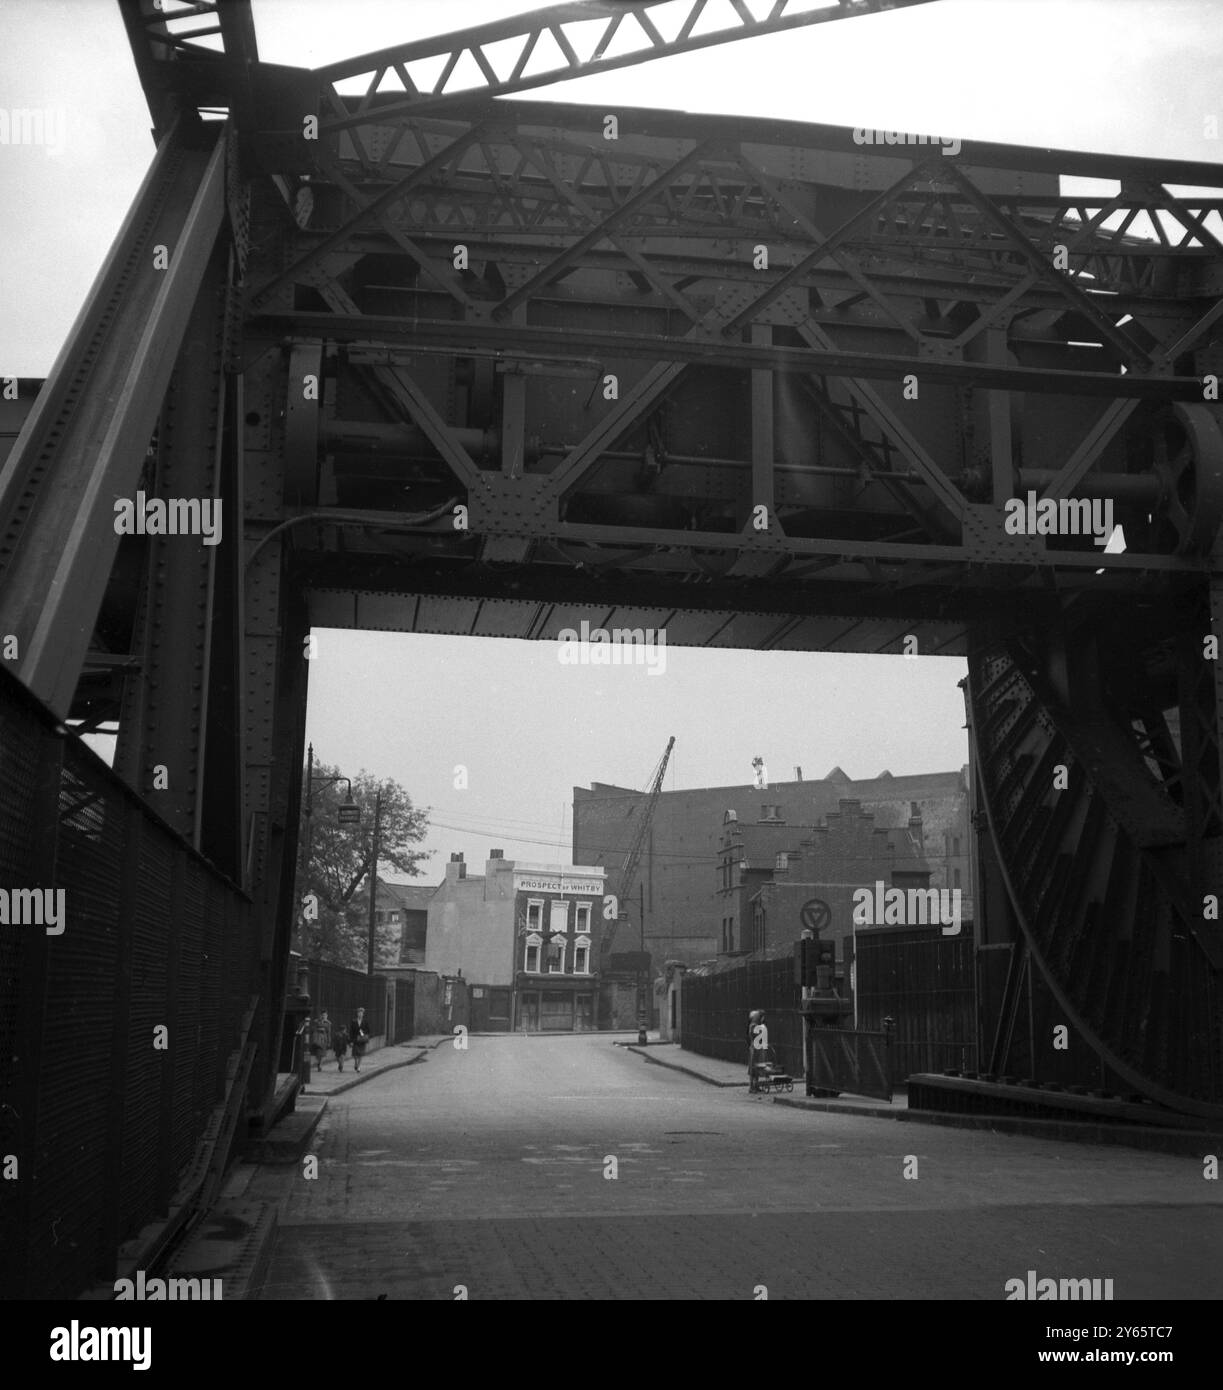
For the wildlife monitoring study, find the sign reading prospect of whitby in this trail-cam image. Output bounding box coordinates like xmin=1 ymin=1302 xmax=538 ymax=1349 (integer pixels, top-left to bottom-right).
xmin=513 ymin=871 xmax=605 ymax=894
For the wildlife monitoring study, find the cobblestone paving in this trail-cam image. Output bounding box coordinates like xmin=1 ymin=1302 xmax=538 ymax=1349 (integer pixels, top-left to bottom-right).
xmin=251 ymin=1034 xmax=1223 ymax=1300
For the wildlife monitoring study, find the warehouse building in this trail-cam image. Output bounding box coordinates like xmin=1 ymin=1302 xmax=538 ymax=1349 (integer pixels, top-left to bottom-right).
xmin=573 ymin=766 xmax=971 ymax=966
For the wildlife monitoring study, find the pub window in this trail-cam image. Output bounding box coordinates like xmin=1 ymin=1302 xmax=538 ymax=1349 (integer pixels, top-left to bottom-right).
xmin=575 ymin=902 xmax=591 ymax=933
xmin=574 ymin=939 xmax=590 ymax=974
xmin=526 ymin=899 xmax=544 ymax=932
xmin=547 ymin=939 xmax=565 ymax=973
xmin=524 ymin=933 xmax=542 ymax=973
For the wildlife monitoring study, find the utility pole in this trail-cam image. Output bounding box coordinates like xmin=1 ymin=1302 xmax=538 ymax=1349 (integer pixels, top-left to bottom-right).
xmin=366 ymin=789 xmax=382 ymax=977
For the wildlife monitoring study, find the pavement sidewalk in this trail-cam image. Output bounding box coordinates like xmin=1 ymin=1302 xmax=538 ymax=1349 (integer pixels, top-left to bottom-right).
xmin=625 ymin=1040 xmax=909 ymax=1114
xmin=302 ymin=1035 xmax=451 ymax=1096
xmin=623 ymin=1042 xmax=1221 ymax=1154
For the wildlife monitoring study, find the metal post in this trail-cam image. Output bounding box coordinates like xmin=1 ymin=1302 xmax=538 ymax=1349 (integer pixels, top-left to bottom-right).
xmin=302 ymin=742 xmax=314 ymax=872
xmin=300 ymin=742 xmax=314 ymax=953
xmin=367 ymin=788 xmax=382 ymax=977
xmin=851 ymin=921 xmax=858 ymax=1030
xmin=636 ymin=880 xmax=647 ymax=1044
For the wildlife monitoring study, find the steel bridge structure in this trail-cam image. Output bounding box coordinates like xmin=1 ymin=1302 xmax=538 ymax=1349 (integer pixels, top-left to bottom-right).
xmin=2 ymin=0 xmax=1223 ymax=1297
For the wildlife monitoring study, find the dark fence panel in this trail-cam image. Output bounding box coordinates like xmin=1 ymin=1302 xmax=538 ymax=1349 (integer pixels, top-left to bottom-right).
xmin=304 ymin=959 xmax=386 ymax=1040
xmin=0 ymin=668 xmax=259 ymax=1300
xmin=853 ymin=925 xmax=978 ymax=1083
xmin=412 ymin=971 xmax=447 ymax=1034
xmin=121 ymin=828 xmax=172 ymax=1236
xmin=392 ymin=976 xmax=415 ymax=1043
xmin=680 ymin=946 xmax=805 ymax=1080
xmin=809 ymin=1027 xmax=892 ymax=1101
xmin=681 ymin=929 xmax=978 ymax=1090
xmin=175 ymin=869 xmax=206 ymax=1178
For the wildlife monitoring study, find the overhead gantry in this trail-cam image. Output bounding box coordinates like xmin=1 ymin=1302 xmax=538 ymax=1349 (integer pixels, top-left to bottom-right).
xmin=2 ymin=1 xmax=1222 ymax=1298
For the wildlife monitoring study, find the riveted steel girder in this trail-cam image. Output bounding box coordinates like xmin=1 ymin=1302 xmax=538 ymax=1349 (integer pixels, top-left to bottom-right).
xmin=0 ymin=121 xmax=227 ymax=719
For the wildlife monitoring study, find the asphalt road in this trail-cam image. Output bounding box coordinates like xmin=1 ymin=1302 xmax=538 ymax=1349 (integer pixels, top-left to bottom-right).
xmin=252 ymin=1032 xmax=1222 ymax=1300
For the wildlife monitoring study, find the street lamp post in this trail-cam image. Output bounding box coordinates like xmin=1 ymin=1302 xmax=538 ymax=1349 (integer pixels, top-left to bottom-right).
xmin=366 ymin=789 xmax=383 ymax=978
xmin=300 ymin=743 xmax=360 ymax=955
xmin=303 ymin=745 xmax=359 ymax=862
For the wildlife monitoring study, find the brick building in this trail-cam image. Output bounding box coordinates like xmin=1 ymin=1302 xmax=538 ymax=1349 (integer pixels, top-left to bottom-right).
xmin=424 ymin=851 xmax=606 ymax=1031
xmin=572 ymin=766 xmax=971 ymax=967
xmin=721 ymin=798 xmax=931 ymax=954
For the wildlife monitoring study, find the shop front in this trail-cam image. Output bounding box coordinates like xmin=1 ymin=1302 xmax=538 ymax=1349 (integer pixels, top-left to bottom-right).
xmin=518 ymin=988 xmax=596 ymax=1031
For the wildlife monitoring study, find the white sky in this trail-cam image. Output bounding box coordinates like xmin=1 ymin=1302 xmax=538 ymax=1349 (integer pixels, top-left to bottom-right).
xmin=2 ymin=0 xmax=1220 ymax=878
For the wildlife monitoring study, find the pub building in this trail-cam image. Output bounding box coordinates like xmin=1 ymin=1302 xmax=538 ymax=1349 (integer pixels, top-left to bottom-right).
xmin=512 ymin=862 xmax=606 ymax=1031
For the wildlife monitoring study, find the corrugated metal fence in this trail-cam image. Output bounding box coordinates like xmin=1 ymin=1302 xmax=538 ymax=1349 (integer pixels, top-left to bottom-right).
xmin=0 ymin=668 xmax=259 ymax=1300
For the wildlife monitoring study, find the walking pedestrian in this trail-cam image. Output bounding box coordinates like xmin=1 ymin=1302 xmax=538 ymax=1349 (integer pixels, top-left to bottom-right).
xmin=310 ymin=1010 xmax=332 ymax=1069
xmin=349 ymin=1007 xmax=370 ymax=1072
xmin=333 ymin=1024 xmax=349 ymax=1071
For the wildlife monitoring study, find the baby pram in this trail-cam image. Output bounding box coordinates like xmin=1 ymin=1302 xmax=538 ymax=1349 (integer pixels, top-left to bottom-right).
xmin=748 ymin=1046 xmax=794 ymax=1094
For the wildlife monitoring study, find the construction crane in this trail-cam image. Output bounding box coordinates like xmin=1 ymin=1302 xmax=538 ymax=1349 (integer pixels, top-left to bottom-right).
xmin=602 ymin=736 xmax=675 ymax=959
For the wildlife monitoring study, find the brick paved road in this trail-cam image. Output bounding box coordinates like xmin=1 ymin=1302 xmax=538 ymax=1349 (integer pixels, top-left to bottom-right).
xmin=252 ymin=1034 xmax=1222 ymax=1300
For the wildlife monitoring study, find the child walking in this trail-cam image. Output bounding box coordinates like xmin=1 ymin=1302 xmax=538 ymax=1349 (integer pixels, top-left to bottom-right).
xmin=349 ymin=1007 xmax=370 ymax=1073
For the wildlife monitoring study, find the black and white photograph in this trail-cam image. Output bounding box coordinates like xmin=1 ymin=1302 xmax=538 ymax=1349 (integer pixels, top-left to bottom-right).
xmin=1 ymin=0 xmax=1221 ymax=1357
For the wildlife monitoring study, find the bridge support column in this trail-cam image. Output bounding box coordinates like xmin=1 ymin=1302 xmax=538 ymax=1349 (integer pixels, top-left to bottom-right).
xmin=242 ymin=521 xmax=311 ymax=1111
xmin=113 ymin=249 xmax=243 ymax=876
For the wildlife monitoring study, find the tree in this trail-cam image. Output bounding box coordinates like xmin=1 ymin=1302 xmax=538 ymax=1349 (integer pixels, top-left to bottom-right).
xmin=294 ymin=763 xmax=431 ymax=969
